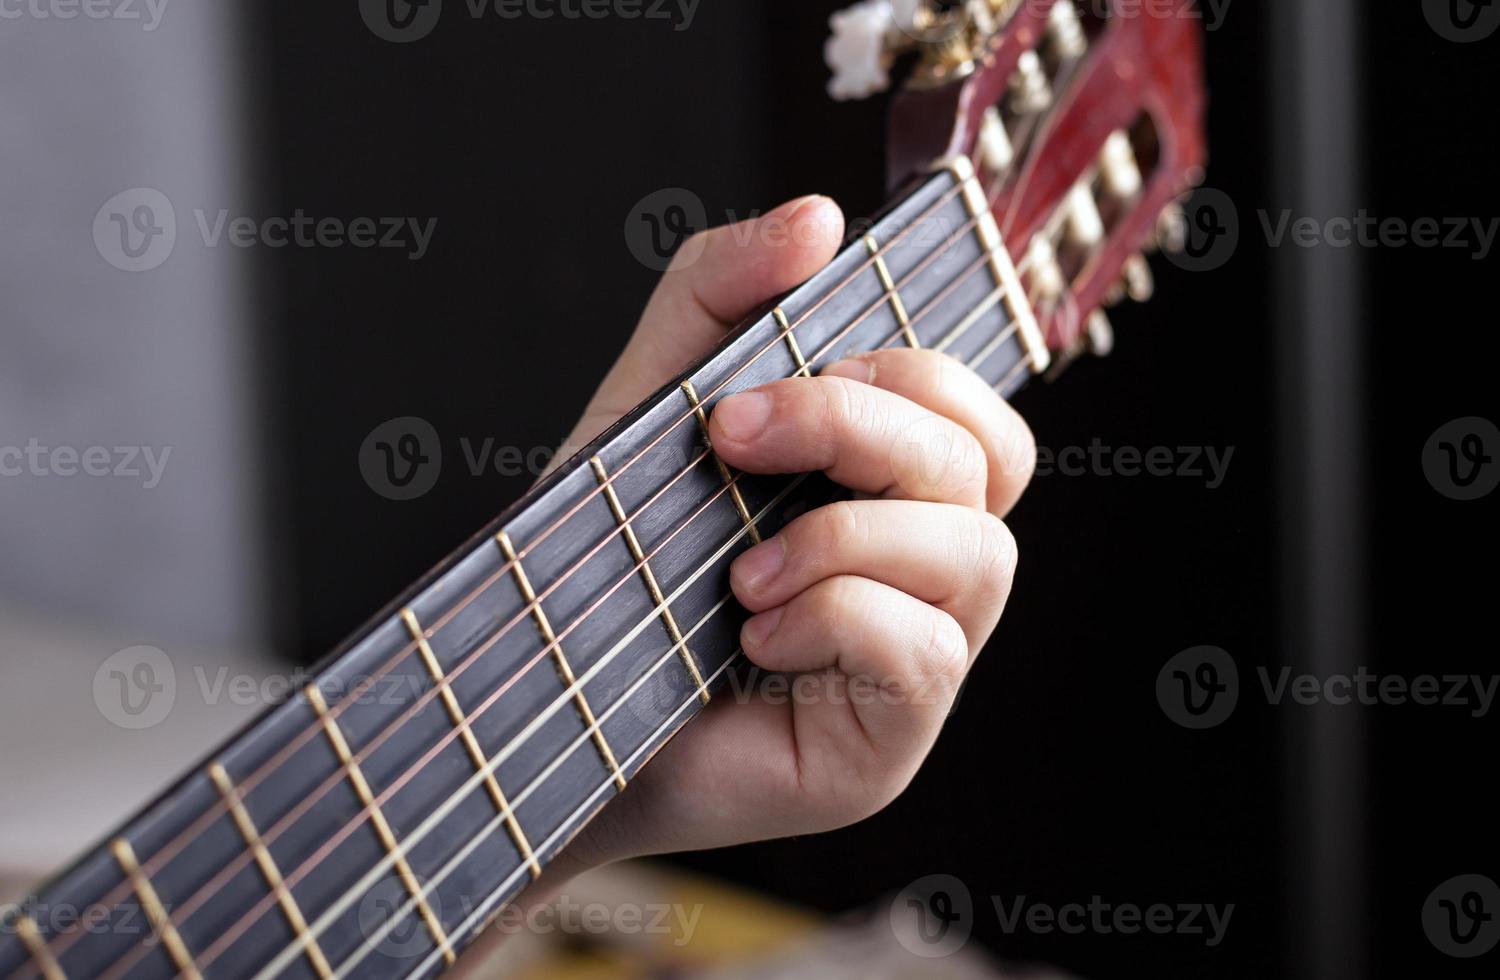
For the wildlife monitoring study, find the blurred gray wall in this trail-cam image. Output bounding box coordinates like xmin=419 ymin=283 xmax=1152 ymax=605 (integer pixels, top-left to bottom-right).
xmin=0 ymin=4 xmax=266 ymax=648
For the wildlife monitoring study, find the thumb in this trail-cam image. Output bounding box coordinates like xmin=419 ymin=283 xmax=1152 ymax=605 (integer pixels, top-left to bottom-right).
xmin=563 ymin=194 xmax=846 ymax=448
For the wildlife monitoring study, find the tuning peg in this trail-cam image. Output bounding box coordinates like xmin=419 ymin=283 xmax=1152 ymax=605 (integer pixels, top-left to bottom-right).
xmin=1064 ymin=183 xmax=1104 ymax=249
xmin=825 ymin=0 xmax=898 ymax=101
xmin=1154 ymin=201 xmax=1187 ymax=253
xmin=1026 ymin=234 xmax=1066 ymax=302
xmin=1099 ymin=131 xmax=1142 ymax=199
xmin=1086 ymin=309 xmax=1114 ymax=356
xmin=977 ymin=106 xmax=1015 ymax=174
xmin=1008 ymin=51 xmax=1053 ymax=115
xmin=1122 ymin=252 xmax=1154 ymax=302
xmin=1045 ymin=1 xmax=1088 ymax=61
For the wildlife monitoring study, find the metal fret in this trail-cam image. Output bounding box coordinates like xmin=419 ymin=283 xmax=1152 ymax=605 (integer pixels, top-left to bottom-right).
xmin=13 ymin=917 xmax=64 ymax=980
xmin=864 ymin=234 xmax=920 ymax=348
xmin=207 ymin=763 xmax=334 ymax=980
xmin=109 ymin=839 xmax=202 ymax=980
xmin=400 ymin=607 xmax=547 ymax=875
xmin=304 ymin=685 xmax=456 ymax=966
xmin=492 ymin=533 xmax=628 ymax=792
xmin=947 ymin=155 xmax=1050 ymax=374
xmin=771 ymin=307 xmax=812 ymax=378
xmin=589 ymin=456 xmax=711 ymax=704
xmin=680 ymin=380 xmax=761 ymax=545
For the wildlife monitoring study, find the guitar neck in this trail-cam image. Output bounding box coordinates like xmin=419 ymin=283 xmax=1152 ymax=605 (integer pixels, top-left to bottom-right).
xmin=0 ymin=157 xmax=1047 ymax=980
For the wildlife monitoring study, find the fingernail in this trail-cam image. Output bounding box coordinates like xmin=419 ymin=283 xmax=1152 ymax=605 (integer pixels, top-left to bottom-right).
xmin=781 ymin=194 xmax=829 ymax=220
xmin=714 ymin=391 xmax=772 ymax=442
xmin=733 ymin=536 xmax=786 ymax=593
xmin=821 ymin=357 xmax=874 ymax=384
xmin=741 ymin=607 xmax=784 ymax=651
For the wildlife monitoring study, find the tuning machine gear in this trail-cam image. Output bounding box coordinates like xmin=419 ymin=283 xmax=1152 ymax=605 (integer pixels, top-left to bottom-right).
xmin=826 ymin=0 xmax=1014 ymax=101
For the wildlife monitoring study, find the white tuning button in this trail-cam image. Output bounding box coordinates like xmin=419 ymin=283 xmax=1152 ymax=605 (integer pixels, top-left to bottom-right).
xmin=1046 ymin=1 xmax=1088 ymax=61
xmin=1122 ymin=253 xmax=1154 ymax=302
xmin=1064 ymin=183 xmax=1104 ymax=249
xmin=825 ymin=0 xmax=895 ymax=101
xmin=1099 ymin=131 xmax=1143 ymax=199
xmin=1027 ymin=235 xmax=1066 ymax=301
xmin=1086 ymin=309 xmax=1114 ymax=356
xmin=1008 ymin=51 xmax=1053 ymax=115
xmin=977 ymin=106 xmax=1015 ymax=174
xmin=1154 ymin=201 xmax=1187 ymax=253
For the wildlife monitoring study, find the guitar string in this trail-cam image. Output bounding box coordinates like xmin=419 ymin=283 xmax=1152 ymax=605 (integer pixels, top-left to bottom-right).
xmin=5 ymin=177 xmax=974 ymax=980
xmin=261 ymin=482 xmax=798 ymax=980
xmin=242 ymin=204 xmax=1058 ymax=979
xmin=108 ymin=216 xmax=1044 ymax=980
xmin=89 ymin=207 xmax=1026 ymax=980
xmin=381 ymin=72 xmax=1086 ymax=980
xmin=33 ymin=155 xmax=1055 ymax=980
xmin=402 ymin=647 xmax=744 ymax=980
xmin=196 ymin=236 xmax=1033 ymax=978
xmin=335 ymin=284 xmax=1040 ymax=976
xmin=18 ymin=49 xmax=1088 ymax=975
xmin=340 ymin=253 xmax=1044 ymax=975
xmin=347 ymin=640 xmax=744 ymax=980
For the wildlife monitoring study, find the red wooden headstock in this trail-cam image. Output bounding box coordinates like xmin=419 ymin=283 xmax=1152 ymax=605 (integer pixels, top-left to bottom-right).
xmin=835 ymin=0 xmax=1206 ymax=365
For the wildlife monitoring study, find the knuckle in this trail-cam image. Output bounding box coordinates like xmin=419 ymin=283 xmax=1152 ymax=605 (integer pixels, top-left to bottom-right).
xmin=919 ymin=609 xmax=970 ymax=690
xmin=974 ymin=511 xmax=1018 ymax=588
xmin=808 ymin=577 xmax=857 ymax=641
xmin=959 ymin=426 xmax=990 ymax=483
xmin=785 ymin=501 xmax=863 ymax=577
xmin=820 ymin=375 xmax=873 ymax=432
xmin=824 ymin=499 xmax=867 ymax=549
xmin=996 ymin=416 xmax=1038 ymax=484
xmin=886 ymin=347 xmax=953 ymax=395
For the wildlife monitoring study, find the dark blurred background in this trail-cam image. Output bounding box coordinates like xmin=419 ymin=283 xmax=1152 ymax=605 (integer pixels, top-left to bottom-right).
xmin=2 ymin=1 xmax=1496 ymax=978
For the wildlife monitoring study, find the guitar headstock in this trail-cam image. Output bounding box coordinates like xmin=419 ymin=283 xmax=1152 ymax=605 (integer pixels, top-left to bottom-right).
xmin=827 ymin=0 xmax=1206 ymax=369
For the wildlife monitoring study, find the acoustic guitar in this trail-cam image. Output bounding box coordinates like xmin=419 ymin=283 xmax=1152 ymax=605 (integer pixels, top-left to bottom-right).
xmin=0 ymin=2 xmax=1205 ymax=978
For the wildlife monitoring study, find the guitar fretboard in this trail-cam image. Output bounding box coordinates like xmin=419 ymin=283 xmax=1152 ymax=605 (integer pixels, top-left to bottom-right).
xmin=0 ymin=158 xmax=1046 ymax=980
